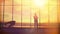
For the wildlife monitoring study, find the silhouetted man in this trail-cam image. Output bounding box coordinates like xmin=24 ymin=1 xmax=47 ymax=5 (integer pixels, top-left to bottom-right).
xmin=33 ymin=13 xmax=38 ymax=34
xmin=34 ymin=13 xmax=38 ymax=29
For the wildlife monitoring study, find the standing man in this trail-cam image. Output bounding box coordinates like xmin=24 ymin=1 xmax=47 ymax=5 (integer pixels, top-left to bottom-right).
xmin=34 ymin=13 xmax=38 ymax=29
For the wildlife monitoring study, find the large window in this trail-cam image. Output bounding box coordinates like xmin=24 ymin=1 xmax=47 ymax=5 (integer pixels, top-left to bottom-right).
xmin=0 ymin=0 xmax=60 ymax=28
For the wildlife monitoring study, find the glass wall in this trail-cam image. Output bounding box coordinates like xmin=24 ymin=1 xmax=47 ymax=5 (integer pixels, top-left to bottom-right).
xmin=0 ymin=0 xmax=60 ymax=28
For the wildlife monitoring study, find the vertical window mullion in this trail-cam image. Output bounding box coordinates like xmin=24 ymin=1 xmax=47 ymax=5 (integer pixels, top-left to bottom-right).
xmin=21 ymin=0 xmax=22 ymax=28
xmin=48 ymin=0 xmax=50 ymax=24
xmin=12 ymin=0 xmax=14 ymax=21
xmin=3 ymin=0 xmax=5 ymax=22
xmin=30 ymin=1 xmax=31 ymax=28
xmin=57 ymin=0 xmax=60 ymax=34
xmin=37 ymin=8 xmax=39 ymax=33
xmin=30 ymin=9 xmax=31 ymax=28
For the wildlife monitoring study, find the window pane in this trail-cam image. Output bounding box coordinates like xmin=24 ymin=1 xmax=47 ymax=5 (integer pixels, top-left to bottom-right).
xmin=14 ymin=0 xmax=21 ymax=5
xmin=14 ymin=6 xmax=21 ymax=23
xmin=22 ymin=6 xmax=30 ymax=27
xmin=39 ymin=7 xmax=48 ymax=23
xmin=48 ymin=0 xmax=57 ymax=23
xmin=49 ymin=5 xmax=57 ymax=23
xmin=4 ymin=6 xmax=12 ymax=22
xmin=5 ymin=0 xmax=12 ymax=5
xmin=0 ymin=0 xmax=3 ymax=6
xmin=49 ymin=0 xmax=57 ymax=6
xmin=14 ymin=0 xmax=31 ymax=6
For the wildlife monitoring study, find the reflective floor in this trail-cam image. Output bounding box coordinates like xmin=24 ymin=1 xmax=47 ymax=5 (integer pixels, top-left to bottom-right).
xmin=0 ymin=24 xmax=58 ymax=34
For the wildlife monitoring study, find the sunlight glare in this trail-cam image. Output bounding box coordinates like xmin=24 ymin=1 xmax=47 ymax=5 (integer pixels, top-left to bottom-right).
xmin=33 ymin=0 xmax=48 ymax=7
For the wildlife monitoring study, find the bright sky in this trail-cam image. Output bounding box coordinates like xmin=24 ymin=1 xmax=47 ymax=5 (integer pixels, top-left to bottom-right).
xmin=0 ymin=0 xmax=59 ymax=23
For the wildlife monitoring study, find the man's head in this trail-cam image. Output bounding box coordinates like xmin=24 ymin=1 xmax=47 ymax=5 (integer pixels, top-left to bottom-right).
xmin=34 ymin=13 xmax=37 ymax=16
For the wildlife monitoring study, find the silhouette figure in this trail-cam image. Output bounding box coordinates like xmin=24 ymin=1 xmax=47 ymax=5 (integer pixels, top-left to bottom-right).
xmin=34 ymin=13 xmax=38 ymax=29
xmin=33 ymin=13 xmax=38 ymax=34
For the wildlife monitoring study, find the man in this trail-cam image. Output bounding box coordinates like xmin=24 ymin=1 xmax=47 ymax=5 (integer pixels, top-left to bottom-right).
xmin=33 ymin=13 xmax=38 ymax=29
xmin=33 ymin=13 xmax=38 ymax=34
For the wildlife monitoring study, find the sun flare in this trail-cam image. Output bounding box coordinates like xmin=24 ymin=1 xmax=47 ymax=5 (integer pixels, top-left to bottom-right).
xmin=33 ymin=0 xmax=48 ymax=7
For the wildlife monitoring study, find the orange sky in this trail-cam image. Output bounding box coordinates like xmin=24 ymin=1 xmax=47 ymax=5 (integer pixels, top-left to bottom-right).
xmin=0 ymin=0 xmax=60 ymax=23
